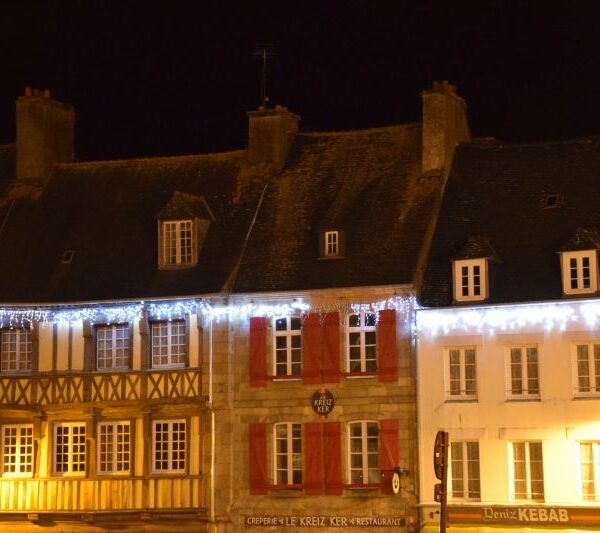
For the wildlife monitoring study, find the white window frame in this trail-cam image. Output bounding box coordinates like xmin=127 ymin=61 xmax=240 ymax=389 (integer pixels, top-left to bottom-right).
xmin=163 ymin=219 xmax=194 ymax=266
xmin=449 ymin=441 xmax=480 ymax=501
xmin=152 ymin=419 xmax=186 ymax=474
xmin=272 ymin=316 xmax=302 ymax=378
xmin=96 ymin=324 xmax=130 ymax=370
xmin=53 ymin=422 xmax=86 ymax=476
xmin=578 ymin=441 xmax=600 ymax=501
xmin=347 ymin=420 xmax=379 ymax=485
xmin=97 ymin=421 xmax=131 ymax=475
xmin=444 ymin=346 xmax=477 ymax=401
xmin=505 ymin=345 xmax=540 ymax=400
xmin=561 ymin=250 xmax=598 ymax=295
xmin=1 ymin=328 xmax=32 ymax=372
xmin=573 ymin=342 xmax=600 ymax=397
xmin=273 ymin=422 xmax=303 ymax=486
xmin=453 ymin=258 xmax=487 ymax=302
xmin=346 ymin=312 xmax=377 ymax=374
xmin=151 ymin=320 xmax=187 ymax=368
xmin=509 ymin=441 xmax=544 ymax=502
xmin=324 ymin=231 xmax=340 ymax=257
xmin=1 ymin=424 xmax=34 ymax=478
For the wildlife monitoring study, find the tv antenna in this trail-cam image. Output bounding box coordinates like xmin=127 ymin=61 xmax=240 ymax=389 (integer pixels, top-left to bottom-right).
xmin=253 ymin=43 xmax=273 ymax=108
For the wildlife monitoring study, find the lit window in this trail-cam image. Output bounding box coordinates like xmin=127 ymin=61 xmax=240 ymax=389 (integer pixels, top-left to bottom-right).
xmin=273 ymin=316 xmax=302 ymax=377
xmin=449 ymin=441 xmax=480 ymax=500
xmin=561 ymin=251 xmax=597 ymax=295
xmin=580 ymin=441 xmax=600 ymax=501
xmin=96 ymin=324 xmax=129 ymax=370
xmin=97 ymin=421 xmax=131 ymax=474
xmin=445 ymin=347 xmax=477 ymax=400
xmin=163 ymin=220 xmax=194 ymax=266
xmin=348 ymin=421 xmax=379 ymax=485
xmin=453 ymin=259 xmax=487 ymax=302
xmin=54 ymin=422 xmax=86 ymax=475
xmin=152 ymin=420 xmax=186 ymax=473
xmin=324 ymin=231 xmax=339 ymax=257
xmin=274 ymin=422 xmax=302 ymax=485
xmin=510 ymin=441 xmax=544 ymax=501
xmin=151 ymin=320 xmax=187 ymax=368
xmin=507 ymin=346 xmax=540 ymax=399
xmin=347 ymin=312 xmax=377 ymax=373
xmin=1 ymin=328 xmax=32 ymax=372
xmin=574 ymin=343 xmax=600 ymax=396
xmin=2 ymin=425 xmax=33 ymax=477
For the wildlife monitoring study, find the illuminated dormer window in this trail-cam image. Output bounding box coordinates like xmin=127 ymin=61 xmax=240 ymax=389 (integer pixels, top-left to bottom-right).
xmin=453 ymin=259 xmax=488 ymax=302
xmin=561 ymin=250 xmax=598 ymax=295
xmin=325 ymin=231 xmax=339 ymax=256
xmin=163 ymin=220 xmax=194 ymax=266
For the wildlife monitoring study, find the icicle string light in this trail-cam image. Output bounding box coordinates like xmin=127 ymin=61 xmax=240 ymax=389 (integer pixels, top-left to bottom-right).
xmin=418 ymin=300 xmax=600 ymax=337
xmin=0 ymin=295 xmax=414 ymax=328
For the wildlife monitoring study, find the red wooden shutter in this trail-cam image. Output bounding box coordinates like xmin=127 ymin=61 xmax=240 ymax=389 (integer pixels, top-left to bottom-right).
xmin=249 ymin=423 xmax=268 ymax=495
xmin=377 ymin=309 xmax=398 ymax=382
xmin=302 ymin=314 xmax=321 ymax=384
xmin=323 ymin=422 xmax=342 ymax=495
xmin=304 ymin=422 xmax=324 ymax=494
xmin=321 ymin=312 xmax=340 ymax=383
xmin=249 ymin=317 xmax=268 ymax=386
xmin=379 ymin=419 xmax=399 ymax=494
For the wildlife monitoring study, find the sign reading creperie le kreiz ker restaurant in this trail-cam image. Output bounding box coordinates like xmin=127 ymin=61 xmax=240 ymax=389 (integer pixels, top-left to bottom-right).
xmin=448 ymin=505 xmax=600 ymax=527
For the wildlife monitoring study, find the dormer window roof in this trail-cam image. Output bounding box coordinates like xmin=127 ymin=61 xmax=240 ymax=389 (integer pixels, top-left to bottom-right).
xmin=558 ymin=228 xmax=600 ymax=296
xmin=157 ymin=192 xmax=215 ymax=270
xmin=452 ymin=237 xmax=497 ymax=303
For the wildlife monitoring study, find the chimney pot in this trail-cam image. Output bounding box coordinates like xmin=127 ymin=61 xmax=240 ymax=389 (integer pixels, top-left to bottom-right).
xmin=43 ymin=89 xmax=51 ymax=98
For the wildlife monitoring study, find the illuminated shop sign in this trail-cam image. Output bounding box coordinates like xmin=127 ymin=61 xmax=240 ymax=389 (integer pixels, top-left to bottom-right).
xmin=244 ymin=515 xmax=405 ymax=528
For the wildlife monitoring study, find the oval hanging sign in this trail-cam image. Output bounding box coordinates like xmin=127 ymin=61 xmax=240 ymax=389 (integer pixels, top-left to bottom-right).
xmin=311 ymin=388 xmax=335 ymax=417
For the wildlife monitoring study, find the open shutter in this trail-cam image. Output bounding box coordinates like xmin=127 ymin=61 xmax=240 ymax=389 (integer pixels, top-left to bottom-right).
xmin=249 ymin=423 xmax=268 ymax=495
xmin=378 ymin=419 xmax=399 ymax=494
xmin=321 ymin=312 xmax=340 ymax=383
xmin=377 ymin=309 xmax=398 ymax=382
xmin=304 ymin=422 xmax=324 ymax=494
xmin=302 ymin=314 xmax=321 ymax=384
xmin=249 ymin=317 xmax=268 ymax=386
xmin=323 ymin=422 xmax=342 ymax=495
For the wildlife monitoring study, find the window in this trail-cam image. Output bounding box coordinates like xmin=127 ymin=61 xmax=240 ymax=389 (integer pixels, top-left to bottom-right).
xmin=273 ymin=317 xmax=301 ymax=377
xmin=152 ymin=320 xmax=187 ymax=368
xmin=274 ymin=423 xmax=302 ymax=485
xmin=574 ymin=343 xmax=600 ymax=396
xmin=580 ymin=441 xmax=600 ymax=501
xmin=561 ymin=251 xmax=598 ymax=295
xmin=97 ymin=421 xmax=131 ymax=474
xmin=453 ymin=259 xmax=487 ymax=302
xmin=324 ymin=231 xmax=339 ymax=257
xmin=163 ymin=220 xmax=193 ymax=266
xmin=449 ymin=441 xmax=480 ymax=500
xmin=54 ymin=422 xmax=86 ymax=475
xmin=152 ymin=420 xmax=186 ymax=473
xmin=2 ymin=425 xmax=33 ymax=477
xmin=348 ymin=421 xmax=379 ymax=485
xmin=511 ymin=441 xmax=544 ymax=501
xmin=507 ymin=346 xmax=540 ymax=399
xmin=96 ymin=324 xmax=129 ymax=370
xmin=445 ymin=347 xmax=477 ymax=400
xmin=1 ymin=328 xmax=32 ymax=372
xmin=347 ymin=312 xmax=377 ymax=373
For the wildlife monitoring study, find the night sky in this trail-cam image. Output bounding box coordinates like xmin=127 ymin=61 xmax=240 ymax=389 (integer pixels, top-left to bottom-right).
xmin=1 ymin=1 xmax=599 ymax=161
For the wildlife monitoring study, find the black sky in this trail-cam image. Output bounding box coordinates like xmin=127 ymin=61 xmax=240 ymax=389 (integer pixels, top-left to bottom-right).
xmin=1 ymin=1 xmax=599 ymax=161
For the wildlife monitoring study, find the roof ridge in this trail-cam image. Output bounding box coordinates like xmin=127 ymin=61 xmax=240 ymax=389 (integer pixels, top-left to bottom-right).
xmin=465 ymin=134 xmax=600 ymax=150
xmin=298 ymin=122 xmax=420 ymax=138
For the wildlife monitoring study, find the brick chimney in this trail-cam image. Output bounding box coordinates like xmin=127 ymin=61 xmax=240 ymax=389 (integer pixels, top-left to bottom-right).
xmin=247 ymin=105 xmax=300 ymax=172
xmin=16 ymin=87 xmax=75 ymax=180
xmin=421 ymin=81 xmax=470 ymax=176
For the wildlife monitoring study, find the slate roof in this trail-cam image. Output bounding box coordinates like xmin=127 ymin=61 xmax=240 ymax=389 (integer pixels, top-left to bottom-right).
xmin=420 ymin=136 xmax=600 ymax=307
xmin=0 ymin=121 xmax=442 ymax=303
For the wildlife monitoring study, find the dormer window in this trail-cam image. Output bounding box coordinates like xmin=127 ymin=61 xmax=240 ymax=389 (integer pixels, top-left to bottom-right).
xmin=561 ymin=250 xmax=598 ymax=295
xmin=325 ymin=231 xmax=339 ymax=256
xmin=453 ymin=258 xmax=487 ymax=302
xmin=163 ymin=220 xmax=193 ymax=266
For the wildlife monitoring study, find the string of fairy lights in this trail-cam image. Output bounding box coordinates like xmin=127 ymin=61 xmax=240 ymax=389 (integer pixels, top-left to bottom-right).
xmin=0 ymin=295 xmax=416 ymax=329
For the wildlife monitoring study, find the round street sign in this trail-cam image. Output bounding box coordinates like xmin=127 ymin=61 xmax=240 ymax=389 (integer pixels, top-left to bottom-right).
xmin=311 ymin=388 xmax=335 ymax=417
xmin=392 ymin=472 xmax=401 ymax=494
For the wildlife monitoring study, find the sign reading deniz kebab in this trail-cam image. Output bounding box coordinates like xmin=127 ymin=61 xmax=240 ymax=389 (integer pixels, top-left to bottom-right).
xmin=245 ymin=516 xmax=405 ymax=528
